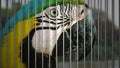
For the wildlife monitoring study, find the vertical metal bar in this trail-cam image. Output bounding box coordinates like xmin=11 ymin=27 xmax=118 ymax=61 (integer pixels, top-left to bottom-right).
xmin=20 ymin=0 xmax=23 ymax=68
xmin=100 ymin=0 xmax=102 ymax=67
xmin=12 ymin=0 xmax=17 ymax=67
xmin=55 ymin=0 xmax=58 ymax=68
xmin=92 ymin=0 xmax=96 ymax=65
xmin=112 ymin=0 xmax=114 ymax=68
xmin=5 ymin=0 xmax=8 ymax=67
xmin=83 ymin=1 xmax=86 ymax=68
xmin=34 ymin=0 xmax=37 ymax=68
xmin=27 ymin=0 xmax=30 ymax=68
xmin=105 ymin=0 xmax=108 ymax=68
xmin=105 ymin=0 xmax=107 ymax=68
xmin=70 ymin=0 xmax=72 ymax=68
xmin=76 ymin=0 xmax=78 ymax=68
xmin=62 ymin=0 xmax=65 ymax=68
xmin=90 ymin=0 xmax=93 ymax=68
xmin=93 ymin=0 xmax=96 ymax=66
xmin=41 ymin=0 xmax=44 ymax=68
xmin=87 ymin=0 xmax=90 ymax=67
xmin=97 ymin=0 xmax=100 ymax=68
xmin=48 ymin=0 xmax=51 ymax=68
xmin=119 ymin=0 xmax=120 ymax=67
xmin=119 ymin=1 xmax=120 ymax=67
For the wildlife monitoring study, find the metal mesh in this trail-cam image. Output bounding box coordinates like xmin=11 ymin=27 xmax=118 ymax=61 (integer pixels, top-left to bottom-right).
xmin=0 ymin=0 xmax=119 ymax=68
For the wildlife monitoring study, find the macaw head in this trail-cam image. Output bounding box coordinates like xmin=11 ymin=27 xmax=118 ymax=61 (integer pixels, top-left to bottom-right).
xmin=31 ymin=4 xmax=90 ymax=55
xmin=21 ymin=3 xmax=96 ymax=68
xmin=0 ymin=0 xmax=96 ymax=68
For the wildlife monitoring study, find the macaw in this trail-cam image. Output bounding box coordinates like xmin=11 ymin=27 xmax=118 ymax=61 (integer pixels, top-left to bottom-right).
xmin=0 ymin=0 xmax=96 ymax=68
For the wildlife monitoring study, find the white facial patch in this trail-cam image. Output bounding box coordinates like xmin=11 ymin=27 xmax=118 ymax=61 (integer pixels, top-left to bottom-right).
xmin=32 ymin=25 xmax=68 ymax=55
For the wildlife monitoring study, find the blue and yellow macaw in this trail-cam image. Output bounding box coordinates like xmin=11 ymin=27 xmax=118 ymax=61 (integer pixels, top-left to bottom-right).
xmin=0 ymin=0 xmax=96 ymax=68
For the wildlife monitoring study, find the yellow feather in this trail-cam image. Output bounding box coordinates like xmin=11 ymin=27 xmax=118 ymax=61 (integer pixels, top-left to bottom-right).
xmin=0 ymin=16 xmax=37 ymax=68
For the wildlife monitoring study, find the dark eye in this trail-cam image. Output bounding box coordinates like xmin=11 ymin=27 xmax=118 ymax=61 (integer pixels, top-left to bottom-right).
xmin=81 ymin=9 xmax=84 ymax=14
xmin=50 ymin=8 xmax=58 ymax=17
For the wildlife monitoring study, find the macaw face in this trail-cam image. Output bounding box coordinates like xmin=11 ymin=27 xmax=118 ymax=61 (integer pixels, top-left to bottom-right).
xmin=31 ymin=4 xmax=91 ymax=56
xmin=35 ymin=4 xmax=88 ymax=28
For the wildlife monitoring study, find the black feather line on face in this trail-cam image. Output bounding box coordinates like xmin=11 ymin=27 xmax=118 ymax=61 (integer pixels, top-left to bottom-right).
xmin=36 ymin=26 xmax=60 ymax=30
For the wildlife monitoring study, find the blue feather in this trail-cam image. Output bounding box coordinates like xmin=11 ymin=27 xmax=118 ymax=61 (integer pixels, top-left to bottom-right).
xmin=1 ymin=0 xmax=48 ymax=37
xmin=0 ymin=0 xmax=47 ymax=45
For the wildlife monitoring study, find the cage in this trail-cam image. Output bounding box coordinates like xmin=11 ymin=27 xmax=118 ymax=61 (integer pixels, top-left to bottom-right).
xmin=0 ymin=0 xmax=119 ymax=68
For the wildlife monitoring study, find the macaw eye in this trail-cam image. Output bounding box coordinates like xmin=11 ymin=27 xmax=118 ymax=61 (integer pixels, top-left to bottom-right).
xmin=50 ymin=8 xmax=58 ymax=17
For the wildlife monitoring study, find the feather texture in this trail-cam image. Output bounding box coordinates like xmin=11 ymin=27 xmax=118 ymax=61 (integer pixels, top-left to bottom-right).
xmin=1 ymin=0 xmax=84 ymax=37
